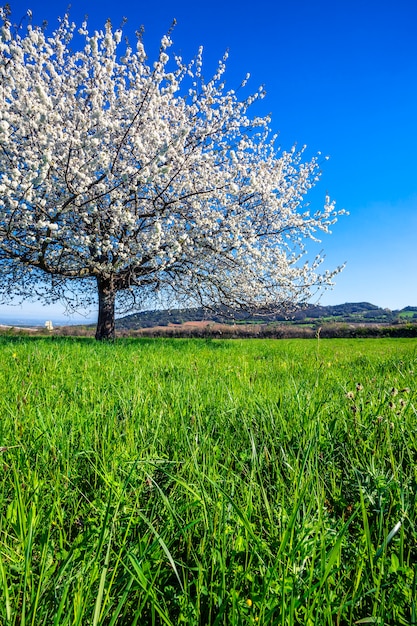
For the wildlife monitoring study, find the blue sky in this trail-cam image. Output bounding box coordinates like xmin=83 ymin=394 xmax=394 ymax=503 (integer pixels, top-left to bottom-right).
xmin=1 ymin=0 xmax=416 ymax=322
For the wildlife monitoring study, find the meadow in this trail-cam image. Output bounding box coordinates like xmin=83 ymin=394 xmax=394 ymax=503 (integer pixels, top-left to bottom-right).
xmin=0 ymin=335 xmax=416 ymax=625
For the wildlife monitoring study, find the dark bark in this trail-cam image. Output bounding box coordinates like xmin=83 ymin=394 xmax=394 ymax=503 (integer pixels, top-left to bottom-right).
xmin=95 ymin=275 xmax=116 ymax=340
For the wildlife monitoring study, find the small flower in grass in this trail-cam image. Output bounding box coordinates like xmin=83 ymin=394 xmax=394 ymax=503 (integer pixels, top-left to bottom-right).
xmin=391 ymin=387 xmax=398 ymax=396
xmin=356 ymin=383 xmax=363 ymax=391
xmin=400 ymin=387 xmax=410 ymax=393
xmin=246 ymin=598 xmax=253 ymax=607
xmin=12 ymin=352 xmax=17 ymax=359
xmin=346 ymin=391 xmax=355 ymax=400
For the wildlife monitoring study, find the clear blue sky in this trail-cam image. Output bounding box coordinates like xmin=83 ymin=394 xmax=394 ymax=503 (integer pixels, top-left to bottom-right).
xmin=1 ymin=0 xmax=416 ymax=322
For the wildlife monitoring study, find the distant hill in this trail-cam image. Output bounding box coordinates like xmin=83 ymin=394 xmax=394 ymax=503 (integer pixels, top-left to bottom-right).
xmin=116 ymin=302 xmax=417 ymax=330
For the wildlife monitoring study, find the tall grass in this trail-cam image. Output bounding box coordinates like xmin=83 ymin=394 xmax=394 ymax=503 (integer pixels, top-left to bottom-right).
xmin=0 ymin=336 xmax=416 ymax=624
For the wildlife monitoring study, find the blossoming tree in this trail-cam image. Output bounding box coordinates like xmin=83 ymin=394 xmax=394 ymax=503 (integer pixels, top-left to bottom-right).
xmin=0 ymin=9 xmax=344 ymax=339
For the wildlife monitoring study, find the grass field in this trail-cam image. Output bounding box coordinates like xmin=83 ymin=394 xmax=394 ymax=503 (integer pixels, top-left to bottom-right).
xmin=0 ymin=336 xmax=416 ymax=625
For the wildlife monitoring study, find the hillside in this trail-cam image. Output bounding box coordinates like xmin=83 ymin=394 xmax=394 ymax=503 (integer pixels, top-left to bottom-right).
xmin=116 ymin=302 xmax=417 ymax=331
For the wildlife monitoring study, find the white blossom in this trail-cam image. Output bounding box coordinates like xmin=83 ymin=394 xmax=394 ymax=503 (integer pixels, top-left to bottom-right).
xmin=0 ymin=10 xmax=344 ymax=338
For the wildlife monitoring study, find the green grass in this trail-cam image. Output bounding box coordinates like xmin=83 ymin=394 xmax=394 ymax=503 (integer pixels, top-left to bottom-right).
xmin=0 ymin=336 xmax=416 ymax=625
xmin=398 ymin=311 xmax=417 ymax=319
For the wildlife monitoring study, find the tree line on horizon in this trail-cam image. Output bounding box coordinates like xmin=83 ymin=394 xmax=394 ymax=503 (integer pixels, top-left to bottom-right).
xmin=114 ymin=302 xmax=417 ymax=330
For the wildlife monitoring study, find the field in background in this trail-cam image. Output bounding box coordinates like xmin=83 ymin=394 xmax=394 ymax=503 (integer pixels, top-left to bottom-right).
xmin=0 ymin=336 xmax=416 ymax=624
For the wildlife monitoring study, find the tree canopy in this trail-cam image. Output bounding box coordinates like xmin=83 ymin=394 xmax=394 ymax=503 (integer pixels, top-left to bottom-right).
xmin=0 ymin=8 xmax=344 ymax=338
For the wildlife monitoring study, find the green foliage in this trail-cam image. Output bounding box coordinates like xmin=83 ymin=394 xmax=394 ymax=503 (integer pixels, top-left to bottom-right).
xmin=0 ymin=336 xmax=416 ymax=624
xmin=115 ymin=302 xmax=416 ymax=331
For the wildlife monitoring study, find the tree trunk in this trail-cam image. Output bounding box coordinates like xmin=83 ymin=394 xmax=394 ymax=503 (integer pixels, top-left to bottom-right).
xmin=95 ymin=276 xmax=116 ymax=340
